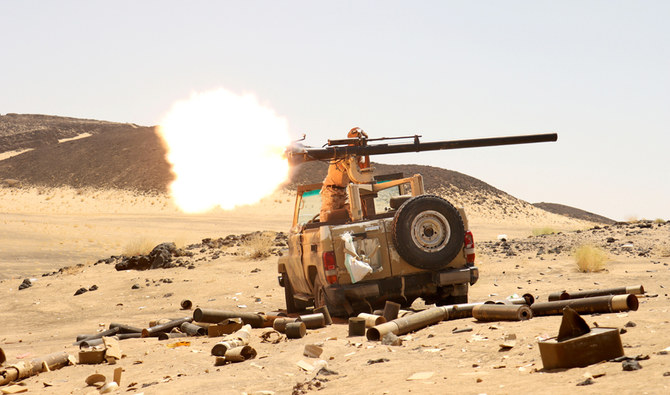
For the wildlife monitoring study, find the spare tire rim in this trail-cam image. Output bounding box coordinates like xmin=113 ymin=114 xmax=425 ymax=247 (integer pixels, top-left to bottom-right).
xmin=410 ymin=210 xmax=451 ymax=252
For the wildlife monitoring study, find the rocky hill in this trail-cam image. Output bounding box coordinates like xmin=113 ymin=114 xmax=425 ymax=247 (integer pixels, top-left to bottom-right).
xmin=0 ymin=114 xmax=612 ymax=224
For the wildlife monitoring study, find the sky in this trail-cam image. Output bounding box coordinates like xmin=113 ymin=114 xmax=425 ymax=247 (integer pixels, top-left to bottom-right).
xmin=1 ymin=0 xmax=668 ymax=221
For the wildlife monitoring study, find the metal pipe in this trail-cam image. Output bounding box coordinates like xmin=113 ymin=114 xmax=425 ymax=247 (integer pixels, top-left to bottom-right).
xmin=79 ymin=336 xmax=119 ymax=348
xmin=180 ymin=299 xmax=193 ymax=309
xmin=224 ymin=345 xmax=257 ymax=362
xmin=149 ymin=318 xmax=173 ymax=327
xmin=0 ymin=351 xmax=70 ymax=386
xmin=109 ymin=323 xmax=143 ymax=334
xmin=357 ymin=313 xmax=386 ymax=328
xmin=285 ymin=322 xmax=306 ymax=339
xmin=472 ymin=304 xmax=533 ymax=322
xmin=531 ymin=294 xmax=639 ymax=317
xmin=382 ymin=301 xmax=401 ymax=321
xmin=193 ymin=308 xmax=265 ymax=328
xmin=366 ymin=307 xmax=447 ymax=341
xmin=117 ymin=333 xmax=142 ymax=340
xmin=548 ymin=285 xmax=645 ymax=301
xmin=157 ymin=332 xmax=188 ymax=341
xmin=180 ymin=322 xmax=207 ymax=336
xmin=142 ymin=317 xmax=193 ymax=337
xmin=297 ymin=313 xmax=325 ymax=329
xmin=211 ymin=325 xmax=252 ymax=356
xmin=272 ymin=317 xmax=297 ymax=333
xmin=73 ymin=327 xmax=120 ymax=346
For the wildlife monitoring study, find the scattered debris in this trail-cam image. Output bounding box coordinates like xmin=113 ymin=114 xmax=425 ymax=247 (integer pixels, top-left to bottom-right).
xmin=17 ymin=279 xmax=32 ymax=291
xmin=622 ymin=360 xmax=642 ymax=371
xmin=367 ymin=358 xmax=389 ymax=365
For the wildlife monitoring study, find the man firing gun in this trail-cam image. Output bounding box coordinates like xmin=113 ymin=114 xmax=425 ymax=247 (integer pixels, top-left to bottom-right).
xmin=319 ymin=127 xmax=370 ymax=221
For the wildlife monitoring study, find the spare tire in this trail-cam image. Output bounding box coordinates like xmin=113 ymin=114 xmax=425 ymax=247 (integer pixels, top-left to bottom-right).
xmin=391 ymin=195 xmax=465 ymax=270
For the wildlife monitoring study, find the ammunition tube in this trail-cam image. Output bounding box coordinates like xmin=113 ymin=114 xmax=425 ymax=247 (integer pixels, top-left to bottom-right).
xmin=272 ymin=317 xmax=297 ymax=333
xmin=193 ymin=308 xmax=265 ymax=328
xmin=444 ymin=302 xmax=490 ymax=320
xmin=117 ymin=333 xmax=142 ymax=340
xmin=0 ymin=351 xmax=69 ymax=386
xmin=367 ymin=307 xmax=446 ymax=341
xmin=548 ymin=285 xmax=645 ymax=301
xmin=382 ymin=301 xmax=401 ymax=321
xmin=297 ymin=313 xmax=326 ymax=329
xmin=0 ymin=346 xmax=5 ymax=365
xmin=224 ymin=345 xmax=257 ymax=362
xmin=357 ymin=313 xmax=386 ymax=328
xmin=499 ymin=293 xmax=535 ymax=305
xmin=314 ymin=306 xmax=333 ymax=325
xmin=109 ymin=323 xmax=143 ymax=334
xmin=373 ymin=309 xmax=384 ymax=316
xmin=180 ymin=299 xmax=193 ymax=310
xmin=74 ymin=327 xmax=120 ymax=345
xmin=142 ymin=317 xmax=193 ymax=337
xmin=531 ymin=294 xmax=639 ymax=317
xmin=285 ymin=322 xmax=307 ymax=339
xmin=149 ymin=318 xmax=172 ymax=327
xmin=157 ymin=332 xmax=188 ymax=341
xmin=211 ymin=325 xmax=252 ymax=355
xmin=348 ymin=317 xmax=366 ymax=337
xmin=472 ymin=304 xmax=533 ymax=322
xmin=180 ymin=322 xmax=207 ymax=336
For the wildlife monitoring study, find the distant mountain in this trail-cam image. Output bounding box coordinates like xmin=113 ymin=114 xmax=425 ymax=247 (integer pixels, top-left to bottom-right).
xmin=532 ymin=202 xmax=615 ymax=225
xmin=0 ymin=114 xmax=612 ymax=224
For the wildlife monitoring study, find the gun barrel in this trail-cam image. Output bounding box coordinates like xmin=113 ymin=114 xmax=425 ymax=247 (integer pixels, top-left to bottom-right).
xmin=289 ymin=133 xmax=557 ymax=164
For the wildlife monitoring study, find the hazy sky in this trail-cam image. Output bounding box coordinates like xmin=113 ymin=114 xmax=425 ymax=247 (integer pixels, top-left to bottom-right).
xmin=2 ymin=1 xmax=668 ymax=221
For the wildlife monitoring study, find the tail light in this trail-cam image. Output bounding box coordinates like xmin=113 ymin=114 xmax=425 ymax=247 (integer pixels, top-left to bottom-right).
xmin=322 ymin=251 xmax=338 ymax=284
xmin=464 ymin=230 xmax=475 ymax=264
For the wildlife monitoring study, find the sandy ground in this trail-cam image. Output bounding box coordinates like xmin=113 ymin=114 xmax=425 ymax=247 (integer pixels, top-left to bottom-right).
xmin=1 ymin=187 xmax=669 ymax=394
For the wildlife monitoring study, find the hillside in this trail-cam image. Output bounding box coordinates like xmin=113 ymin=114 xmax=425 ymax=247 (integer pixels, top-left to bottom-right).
xmin=0 ymin=114 xmax=611 ymax=224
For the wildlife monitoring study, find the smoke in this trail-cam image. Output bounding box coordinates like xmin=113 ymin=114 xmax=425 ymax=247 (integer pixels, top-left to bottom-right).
xmin=158 ymin=88 xmax=290 ymax=213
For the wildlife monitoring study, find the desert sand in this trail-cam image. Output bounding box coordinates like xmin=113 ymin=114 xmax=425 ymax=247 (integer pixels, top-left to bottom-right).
xmin=1 ymin=187 xmax=669 ymax=394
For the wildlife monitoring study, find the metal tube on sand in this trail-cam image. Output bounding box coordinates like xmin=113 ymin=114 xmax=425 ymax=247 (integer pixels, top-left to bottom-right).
xmin=211 ymin=325 xmax=252 ymax=356
xmin=531 ymin=294 xmax=638 ymax=316
xmin=142 ymin=317 xmax=193 ymax=337
xmin=193 ymin=308 xmax=266 ymax=328
xmin=472 ymin=304 xmax=533 ymax=322
xmin=367 ymin=307 xmax=447 ymax=341
xmin=548 ymin=285 xmax=645 ymax=301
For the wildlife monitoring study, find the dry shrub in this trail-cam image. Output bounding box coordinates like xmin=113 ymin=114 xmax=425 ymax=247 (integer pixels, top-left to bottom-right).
xmin=122 ymin=238 xmax=155 ymax=257
xmin=532 ymin=227 xmax=557 ymax=236
xmin=242 ymin=232 xmax=275 ymax=259
xmin=574 ymin=244 xmax=607 ymax=272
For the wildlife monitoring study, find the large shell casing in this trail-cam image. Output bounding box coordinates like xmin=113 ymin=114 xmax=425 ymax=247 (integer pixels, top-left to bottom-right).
xmin=367 ymin=307 xmax=447 ymax=341
xmin=531 ymin=294 xmax=638 ymax=316
xmin=285 ymin=322 xmax=307 ymax=339
xmin=357 ymin=313 xmax=386 ymax=328
xmin=142 ymin=317 xmax=193 ymax=337
xmin=314 ymin=306 xmax=333 ymax=325
xmin=193 ymin=308 xmax=265 ymax=328
xmin=211 ymin=324 xmax=252 ymax=355
xmin=297 ymin=313 xmax=326 ymax=329
xmin=472 ymin=304 xmax=533 ymax=321
xmin=272 ymin=317 xmax=298 ymax=333
xmin=548 ymin=285 xmax=645 ymax=301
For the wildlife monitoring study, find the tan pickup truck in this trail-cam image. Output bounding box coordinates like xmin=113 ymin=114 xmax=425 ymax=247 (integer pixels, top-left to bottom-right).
xmin=277 ymin=173 xmax=478 ymax=316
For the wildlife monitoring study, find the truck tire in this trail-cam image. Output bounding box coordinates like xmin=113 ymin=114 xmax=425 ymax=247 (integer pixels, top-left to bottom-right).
xmin=391 ymin=195 xmax=465 ymax=270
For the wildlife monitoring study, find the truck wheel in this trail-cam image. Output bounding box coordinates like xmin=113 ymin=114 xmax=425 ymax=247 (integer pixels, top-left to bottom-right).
xmin=391 ymin=195 xmax=465 ymax=270
xmin=283 ymin=275 xmax=299 ymax=314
